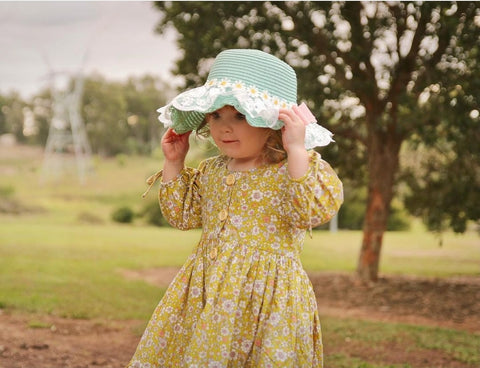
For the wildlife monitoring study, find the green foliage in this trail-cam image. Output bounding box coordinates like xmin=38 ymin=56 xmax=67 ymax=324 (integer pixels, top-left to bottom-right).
xmin=81 ymin=74 xmax=170 ymax=157
xmin=387 ymin=207 xmax=411 ymax=232
xmin=29 ymin=89 xmax=52 ymax=145
xmin=0 ymin=91 xmax=26 ymax=142
xmin=338 ymin=185 xmax=410 ymax=231
xmin=402 ymin=140 xmax=480 ymax=234
xmin=111 ymin=206 xmax=134 ymax=224
xmin=0 ymin=73 xmax=171 ymax=156
xmin=338 ymin=185 xmax=367 ymax=230
xmin=0 ymin=95 xmax=6 ymax=135
xmin=124 ymin=75 xmax=166 ymax=155
xmin=82 ymin=75 xmax=128 ymax=156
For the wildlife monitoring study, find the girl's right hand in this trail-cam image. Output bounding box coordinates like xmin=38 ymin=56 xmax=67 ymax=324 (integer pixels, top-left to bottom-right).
xmin=161 ymin=129 xmax=192 ymax=182
xmin=161 ymin=128 xmax=192 ymax=164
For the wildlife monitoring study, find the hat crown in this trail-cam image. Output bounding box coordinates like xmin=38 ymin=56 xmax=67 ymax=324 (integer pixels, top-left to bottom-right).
xmin=207 ymin=49 xmax=297 ymax=104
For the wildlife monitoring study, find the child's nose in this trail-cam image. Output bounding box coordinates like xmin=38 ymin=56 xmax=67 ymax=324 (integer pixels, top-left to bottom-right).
xmin=220 ymin=121 xmax=233 ymax=133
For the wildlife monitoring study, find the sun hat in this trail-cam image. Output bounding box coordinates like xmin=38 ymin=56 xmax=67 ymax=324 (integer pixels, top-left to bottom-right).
xmin=158 ymin=49 xmax=333 ymax=149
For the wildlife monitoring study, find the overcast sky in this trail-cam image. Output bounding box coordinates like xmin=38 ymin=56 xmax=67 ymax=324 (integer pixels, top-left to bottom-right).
xmin=0 ymin=1 xmax=179 ymax=98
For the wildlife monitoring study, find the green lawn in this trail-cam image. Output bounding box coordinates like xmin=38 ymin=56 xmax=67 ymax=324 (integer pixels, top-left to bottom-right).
xmin=323 ymin=316 xmax=480 ymax=367
xmin=1 ymin=218 xmax=478 ymax=320
xmin=303 ymin=224 xmax=480 ymax=277
xmin=1 ymin=147 xmax=479 ymax=367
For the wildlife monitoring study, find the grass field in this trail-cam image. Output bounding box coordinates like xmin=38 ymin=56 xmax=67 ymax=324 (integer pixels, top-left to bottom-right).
xmin=1 ymin=219 xmax=479 ymax=320
xmin=1 ymin=145 xmax=479 ymax=367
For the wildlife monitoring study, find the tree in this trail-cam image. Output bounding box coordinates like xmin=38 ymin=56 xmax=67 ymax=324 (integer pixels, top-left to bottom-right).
xmin=81 ymin=73 xmax=169 ymax=157
xmin=25 ymin=73 xmax=170 ymax=157
xmin=81 ymin=74 xmax=129 ymax=156
xmin=29 ymin=89 xmax=54 ymax=146
xmin=124 ymin=75 xmax=170 ymax=155
xmin=0 ymin=92 xmax=26 ymax=142
xmin=153 ymin=1 xmax=480 ymax=281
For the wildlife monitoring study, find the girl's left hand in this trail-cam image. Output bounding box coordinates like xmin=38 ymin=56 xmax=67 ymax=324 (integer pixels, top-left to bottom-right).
xmin=279 ymin=108 xmax=309 ymax=178
xmin=278 ymin=108 xmax=306 ymax=154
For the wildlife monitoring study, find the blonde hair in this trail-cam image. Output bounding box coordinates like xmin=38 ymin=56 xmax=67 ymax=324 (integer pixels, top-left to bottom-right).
xmin=196 ymin=117 xmax=287 ymax=165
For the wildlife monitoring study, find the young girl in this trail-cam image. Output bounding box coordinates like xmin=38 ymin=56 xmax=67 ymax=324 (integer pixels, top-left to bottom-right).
xmin=129 ymin=49 xmax=343 ymax=368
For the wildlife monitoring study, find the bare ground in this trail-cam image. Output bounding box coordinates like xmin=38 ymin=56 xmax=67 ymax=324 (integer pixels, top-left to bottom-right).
xmin=1 ymin=269 xmax=479 ymax=368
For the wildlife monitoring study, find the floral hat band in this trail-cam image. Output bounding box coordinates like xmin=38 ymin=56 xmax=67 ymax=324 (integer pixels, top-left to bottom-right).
xmin=158 ymin=49 xmax=334 ymax=149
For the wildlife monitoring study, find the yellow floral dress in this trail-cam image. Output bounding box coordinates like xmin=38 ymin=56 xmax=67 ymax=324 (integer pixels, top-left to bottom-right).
xmin=128 ymin=151 xmax=343 ymax=368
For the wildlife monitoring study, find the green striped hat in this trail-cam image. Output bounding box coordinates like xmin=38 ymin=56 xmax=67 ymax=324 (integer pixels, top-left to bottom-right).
xmin=158 ymin=49 xmax=334 ymax=148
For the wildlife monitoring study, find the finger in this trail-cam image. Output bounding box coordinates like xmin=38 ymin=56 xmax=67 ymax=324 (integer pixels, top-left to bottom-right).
xmin=278 ymin=111 xmax=294 ymax=126
xmin=279 ymin=108 xmax=302 ymax=125
xmin=279 ymin=108 xmax=294 ymax=115
xmin=279 ymin=108 xmax=299 ymax=119
xmin=164 ymin=129 xmax=191 ymax=143
xmin=162 ymin=128 xmax=177 ymax=140
xmin=177 ymin=130 xmax=192 ymax=144
xmin=279 ymin=114 xmax=301 ymax=131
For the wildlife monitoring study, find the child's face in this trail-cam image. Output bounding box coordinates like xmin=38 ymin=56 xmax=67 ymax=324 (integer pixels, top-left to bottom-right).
xmin=206 ymin=105 xmax=270 ymax=165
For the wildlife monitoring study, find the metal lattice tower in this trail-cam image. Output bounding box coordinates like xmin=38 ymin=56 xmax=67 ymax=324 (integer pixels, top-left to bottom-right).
xmin=41 ymin=71 xmax=93 ymax=184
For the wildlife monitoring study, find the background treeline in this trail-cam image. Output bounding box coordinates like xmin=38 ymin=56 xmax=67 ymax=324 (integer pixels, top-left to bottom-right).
xmin=0 ymin=73 xmax=170 ymax=157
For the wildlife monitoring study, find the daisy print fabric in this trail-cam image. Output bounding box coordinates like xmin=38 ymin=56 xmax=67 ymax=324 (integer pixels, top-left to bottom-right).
xmin=128 ymin=151 xmax=343 ymax=368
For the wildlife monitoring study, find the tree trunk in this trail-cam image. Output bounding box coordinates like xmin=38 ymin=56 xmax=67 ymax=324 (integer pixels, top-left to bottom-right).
xmin=357 ymin=129 xmax=402 ymax=282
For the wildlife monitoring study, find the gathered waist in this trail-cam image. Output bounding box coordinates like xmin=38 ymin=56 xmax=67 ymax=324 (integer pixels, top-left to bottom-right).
xmin=198 ymin=231 xmax=302 ymax=265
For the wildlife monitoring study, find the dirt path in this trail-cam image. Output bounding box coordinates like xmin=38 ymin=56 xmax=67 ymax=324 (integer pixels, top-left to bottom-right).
xmin=1 ymin=270 xmax=479 ymax=368
xmin=0 ymin=313 xmax=139 ymax=368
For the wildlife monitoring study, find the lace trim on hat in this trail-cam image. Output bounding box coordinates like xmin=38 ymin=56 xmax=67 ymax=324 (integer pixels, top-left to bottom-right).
xmin=159 ymin=78 xmax=293 ymax=130
xmin=158 ymin=78 xmax=335 ymax=149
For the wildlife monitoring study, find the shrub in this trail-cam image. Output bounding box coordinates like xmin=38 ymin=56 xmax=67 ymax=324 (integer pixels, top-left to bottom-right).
xmin=338 ymin=186 xmax=411 ymax=231
xmin=338 ymin=186 xmax=367 ymax=230
xmin=387 ymin=205 xmax=411 ymax=231
xmin=111 ymin=206 xmax=134 ymax=224
xmin=338 ymin=198 xmax=365 ymax=230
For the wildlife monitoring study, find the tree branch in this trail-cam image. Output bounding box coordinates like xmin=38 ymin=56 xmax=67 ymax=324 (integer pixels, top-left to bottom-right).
xmin=338 ymin=2 xmax=378 ymax=108
xmin=386 ymin=3 xmax=430 ymax=105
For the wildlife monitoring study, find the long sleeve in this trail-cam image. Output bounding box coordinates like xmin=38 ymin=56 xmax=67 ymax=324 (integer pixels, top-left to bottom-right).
xmin=283 ymin=151 xmax=343 ymax=230
xmin=158 ymin=163 xmax=205 ymax=231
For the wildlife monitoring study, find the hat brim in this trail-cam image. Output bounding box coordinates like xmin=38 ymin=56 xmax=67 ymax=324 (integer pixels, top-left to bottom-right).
xmin=158 ymin=84 xmax=286 ymax=134
xmin=158 ymin=83 xmax=334 ymax=148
